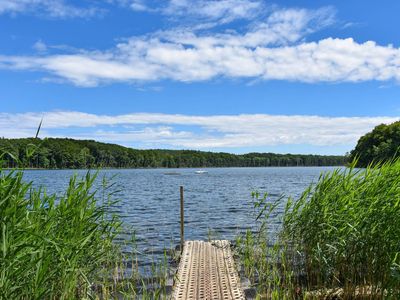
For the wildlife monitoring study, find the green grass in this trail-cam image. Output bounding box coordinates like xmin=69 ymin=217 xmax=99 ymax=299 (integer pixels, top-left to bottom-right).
xmin=236 ymin=160 xmax=400 ymax=299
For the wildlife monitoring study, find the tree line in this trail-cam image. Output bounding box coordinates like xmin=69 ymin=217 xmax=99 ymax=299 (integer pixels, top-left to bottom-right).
xmin=350 ymin=120 xmax=400 ymax=167
xmin=0 ymin=138 xmax=346 ymax=169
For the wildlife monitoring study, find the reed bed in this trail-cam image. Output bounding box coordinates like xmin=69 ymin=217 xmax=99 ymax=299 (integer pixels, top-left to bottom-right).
xmin=0 ymin=166 xmax=170 ymax=299
xmin=236 ymin=160 xmax=400 ymax=299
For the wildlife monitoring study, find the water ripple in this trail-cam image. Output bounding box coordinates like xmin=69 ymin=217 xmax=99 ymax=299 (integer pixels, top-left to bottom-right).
xmin=23 ymin=167 xmax=338 ymax=266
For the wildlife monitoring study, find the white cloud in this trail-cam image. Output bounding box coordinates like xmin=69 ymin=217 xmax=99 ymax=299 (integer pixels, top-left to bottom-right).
xmin=129 ymin=0 xmax=150 ymax=12
xmin=126 ymin=0 xmax=264 ymax=25
xmin=33 ymin=40 xmax=47 ymax=52
xmin=0 ymin=4 xmax=398 ymax=86
xmin=0 ymin=111 xmax=397 ymax=151
xmin=2 ymin=35 xmax=400 ymax=86
xmin=163 ymin=0 xmax=263 ymax=24
xmin=0 ymin=0 xmax=101 ymax=18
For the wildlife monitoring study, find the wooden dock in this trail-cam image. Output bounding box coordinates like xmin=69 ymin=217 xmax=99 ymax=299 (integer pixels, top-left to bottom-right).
xmin=172 ymin=240 xmax=245 ymax=300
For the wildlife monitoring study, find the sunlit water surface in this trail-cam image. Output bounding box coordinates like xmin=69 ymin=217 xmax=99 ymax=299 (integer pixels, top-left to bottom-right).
xmin=23 ymin=167 xmax=337 ymax=267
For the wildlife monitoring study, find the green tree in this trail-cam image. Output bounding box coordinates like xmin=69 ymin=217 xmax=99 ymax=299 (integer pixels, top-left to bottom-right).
xmin=350 ymin=121 xmax=400 ymax=167
xmin=0 ymin=137 xmax=347 ymax=169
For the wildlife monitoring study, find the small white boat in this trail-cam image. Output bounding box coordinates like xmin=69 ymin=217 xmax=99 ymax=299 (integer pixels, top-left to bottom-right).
xmin=195 ymin=170 xmax=208 ymax=174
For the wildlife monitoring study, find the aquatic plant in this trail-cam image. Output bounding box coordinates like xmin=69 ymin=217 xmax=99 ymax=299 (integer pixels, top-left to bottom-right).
xmin=0 ymin=167 xmax=172 ymax=299
xmin=236 ymin=159 xmax=400 ymax=299
xmin=0 ymin=168 xmax=120 ymax=298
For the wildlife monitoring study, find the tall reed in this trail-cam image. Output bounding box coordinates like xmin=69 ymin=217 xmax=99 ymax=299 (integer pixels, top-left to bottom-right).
xmin=236 ymin=160 xmax=400 ymax=299
xmin=0 ymin=140 xmax=171 ymax=299
xmin=0 ymin=169 xmax=123 ymax=299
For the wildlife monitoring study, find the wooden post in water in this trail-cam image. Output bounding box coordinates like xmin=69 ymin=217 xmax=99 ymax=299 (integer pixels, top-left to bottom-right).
xmin=180 ymin=186 xmax=184 ymax=252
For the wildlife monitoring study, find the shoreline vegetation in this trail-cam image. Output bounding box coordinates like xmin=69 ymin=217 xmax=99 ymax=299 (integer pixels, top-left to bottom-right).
xmin=235 ymin=159 xmax=400 ymax=299
xmin=0 ymin=137 xmax=346 ymax=169
xmin=350 ymin=120 xmax=400 ymax=168
xmin=2 ymin=120 xmax=400 ymax=299
xmin=0 ymin=132 xmax=172 ymax=298
xmin=3 ymin=157 xmax=399 ymax=299
xmin=0 ymin=167 xmax=172 ymax=299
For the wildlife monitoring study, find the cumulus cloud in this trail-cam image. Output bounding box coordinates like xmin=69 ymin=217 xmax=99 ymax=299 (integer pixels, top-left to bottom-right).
xmin=0 ymin=0 xmax=101 ymax=18
xmin=2 ymin=35 xmax=400 ymax=86
xmin=0 ymin=4 xmax=398 ymax=86
xmin=0 ymin=111 xmax=397 ymax=150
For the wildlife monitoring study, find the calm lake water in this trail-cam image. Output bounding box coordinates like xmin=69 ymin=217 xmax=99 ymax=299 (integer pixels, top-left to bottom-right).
xmin=23 ymin=167 xmax=337 ymax=267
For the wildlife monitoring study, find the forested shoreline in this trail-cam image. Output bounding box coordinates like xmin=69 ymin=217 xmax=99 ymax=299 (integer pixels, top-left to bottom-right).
xmin=0 ymin=137 xmax=346 ymax=169
xmin=350 ymin=121 xmax=400 ymax=167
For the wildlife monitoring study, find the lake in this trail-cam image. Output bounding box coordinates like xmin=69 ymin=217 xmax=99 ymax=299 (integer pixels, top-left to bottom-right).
xmin=23 ymin=167 xmax=337 ymax=267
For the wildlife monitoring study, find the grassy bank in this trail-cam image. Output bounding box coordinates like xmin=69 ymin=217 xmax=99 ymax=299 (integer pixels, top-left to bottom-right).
xmin=236 ymin=160 xmax=400 ymax=299
xmin=0 ymin=168 xmax=170 ymax=299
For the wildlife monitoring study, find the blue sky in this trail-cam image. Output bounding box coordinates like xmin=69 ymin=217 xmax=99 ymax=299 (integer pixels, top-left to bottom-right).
xmin=0 ymin=0 xmax=400 ymax=155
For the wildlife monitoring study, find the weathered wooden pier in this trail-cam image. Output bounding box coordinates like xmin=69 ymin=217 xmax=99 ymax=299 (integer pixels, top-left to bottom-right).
xmin=172 ymin=187 xmax=245 ymax=299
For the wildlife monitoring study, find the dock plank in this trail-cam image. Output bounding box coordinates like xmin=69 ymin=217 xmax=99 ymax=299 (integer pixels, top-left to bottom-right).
xmin=172 ymin=240 xmax=245 ymax=300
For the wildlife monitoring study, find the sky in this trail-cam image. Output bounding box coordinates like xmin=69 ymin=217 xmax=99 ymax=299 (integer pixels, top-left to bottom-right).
xmin=0 ymin=0 xmax=400 ymax=155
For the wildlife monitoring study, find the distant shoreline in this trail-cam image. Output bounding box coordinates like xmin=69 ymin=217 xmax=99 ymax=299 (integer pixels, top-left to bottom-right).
xmin=1 ymin=137 xmax=347 ymax=169
xmin=5 ymin=165 xmax=346 ymax=171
